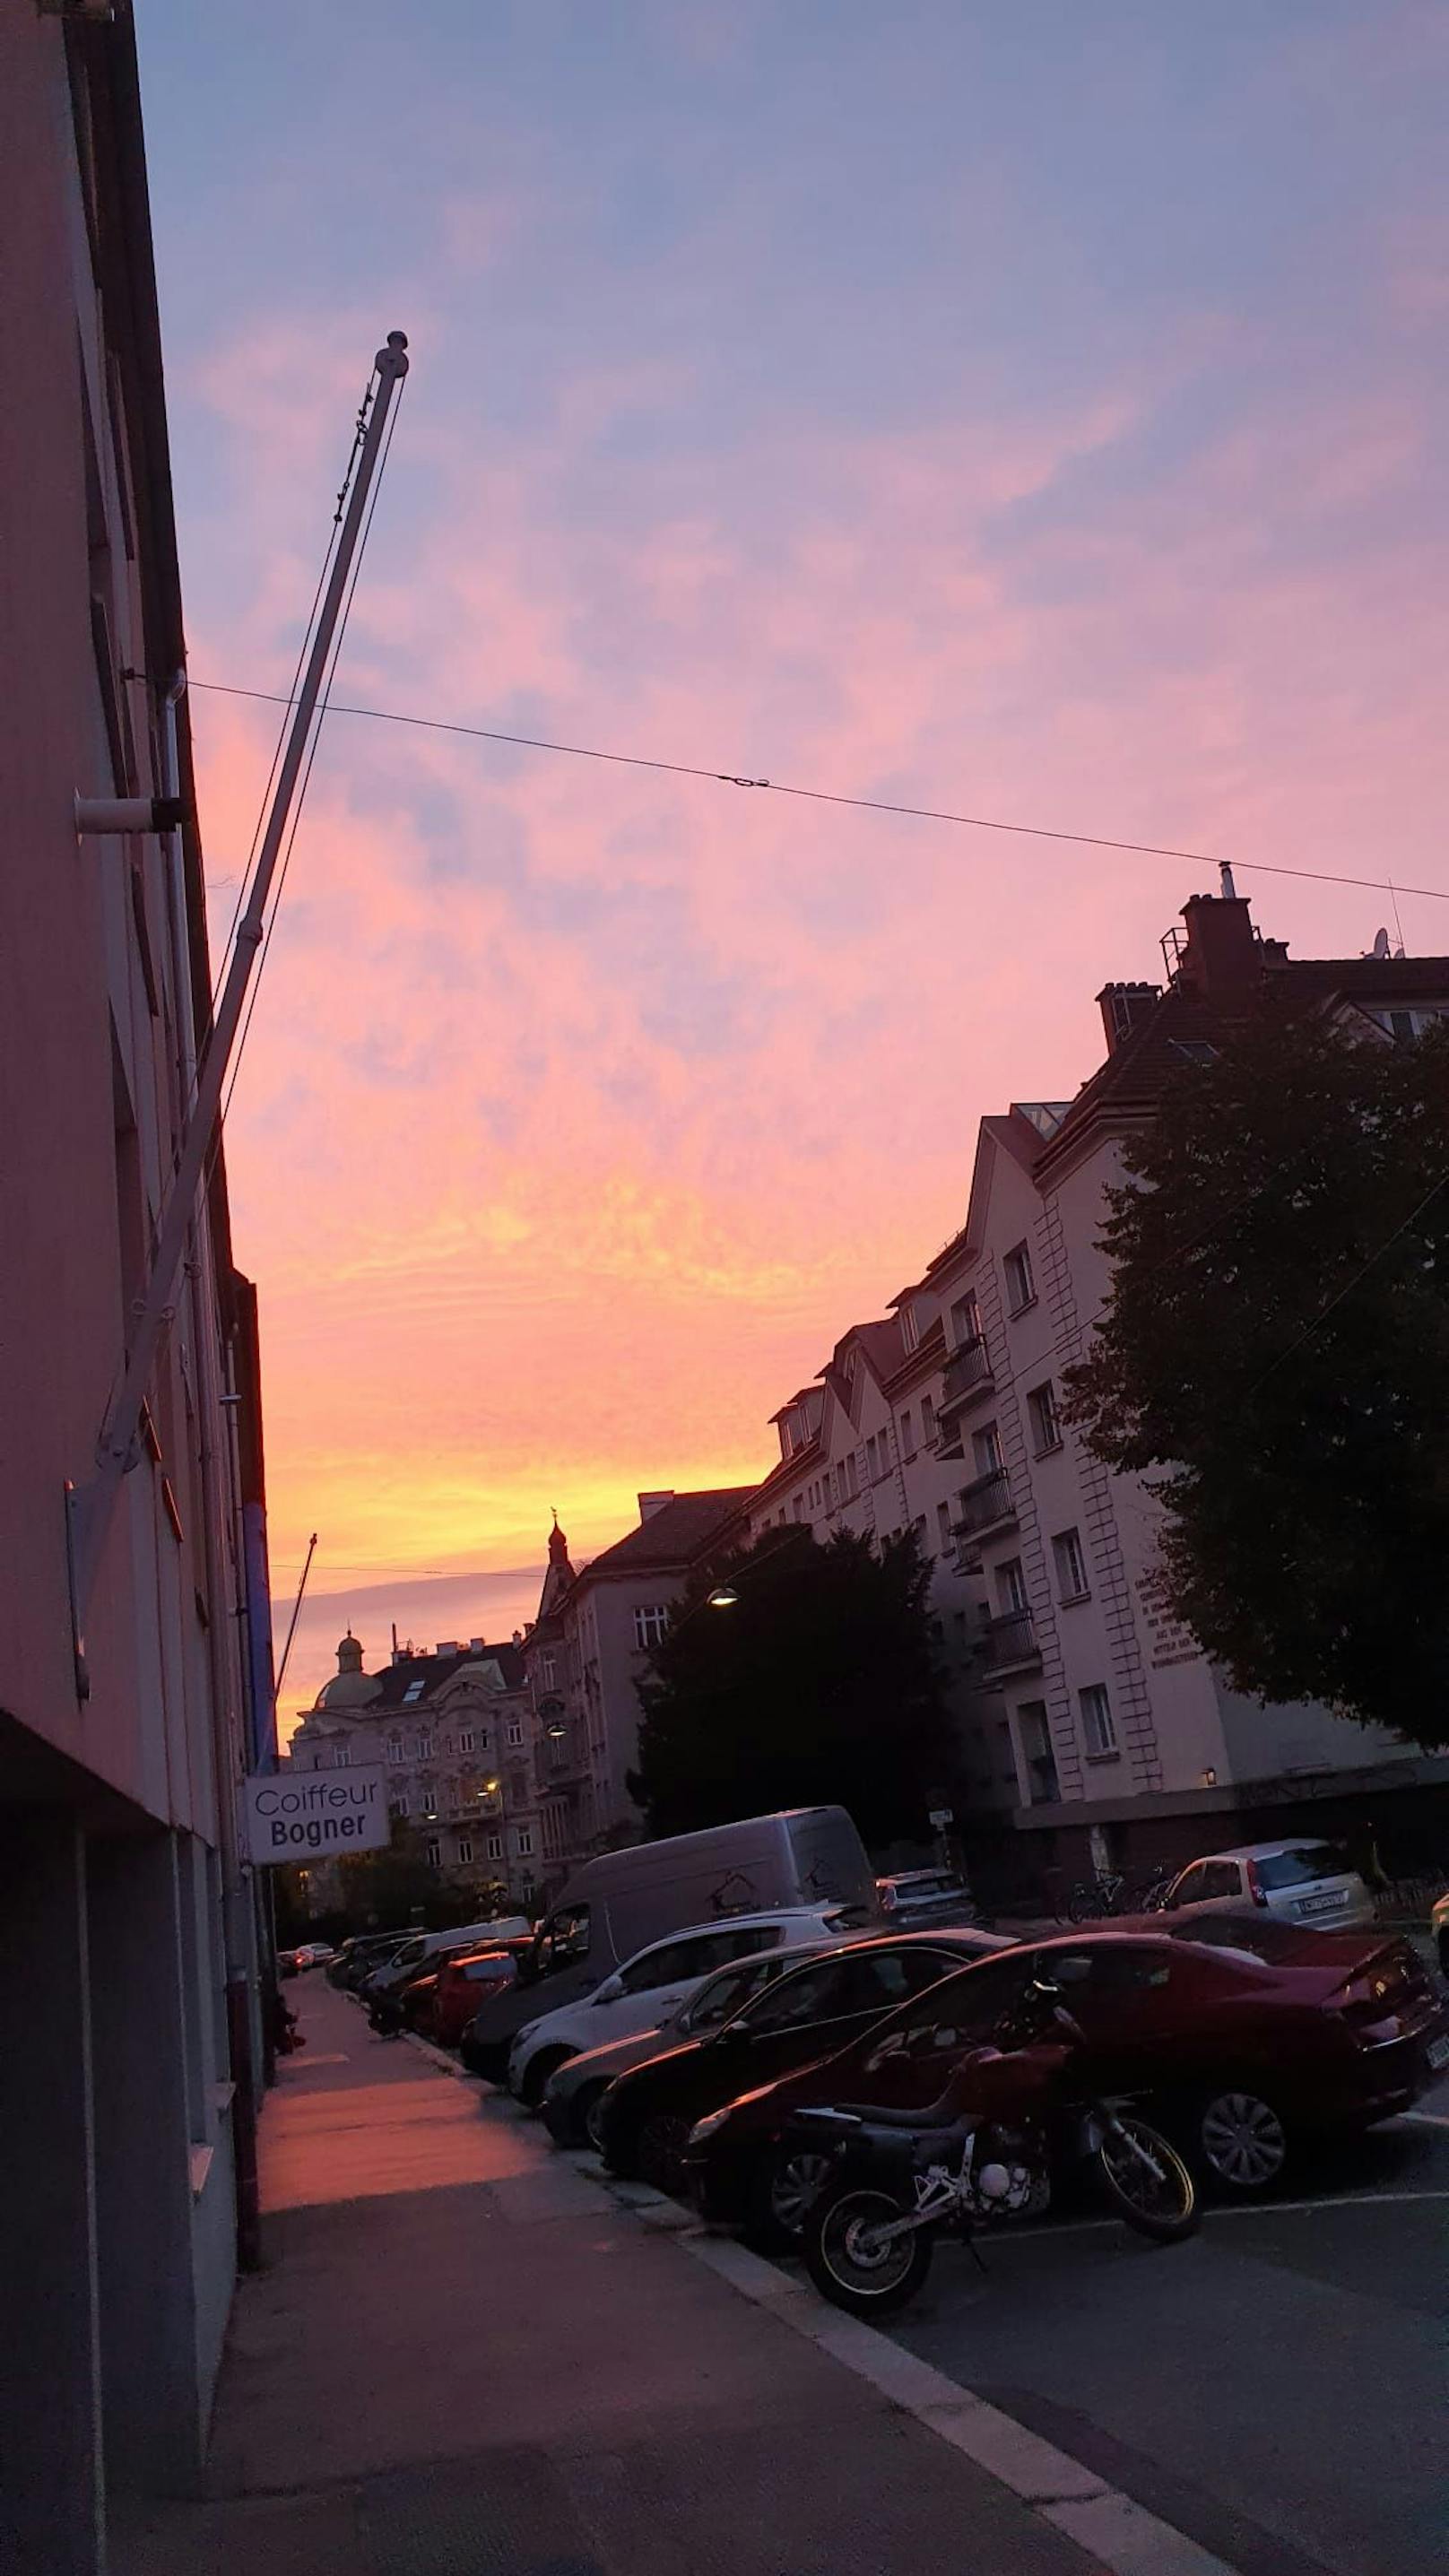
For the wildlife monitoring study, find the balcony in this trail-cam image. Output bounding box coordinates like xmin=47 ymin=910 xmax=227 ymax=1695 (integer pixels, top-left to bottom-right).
xmin=981 ymin=1608 xmax=1041 ymax=1678
xmin=953 ymin=1467 xmax=1017 ymax=1541
xmin=939 ymin=1336 xmax=994 ymax=1416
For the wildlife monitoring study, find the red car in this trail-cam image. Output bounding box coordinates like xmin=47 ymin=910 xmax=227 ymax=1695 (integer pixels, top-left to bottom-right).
xmin=683 ymin=1914 xmax=1447 ymax=2226
xmin=430 ymin=1944 xmax=527 ymax=2048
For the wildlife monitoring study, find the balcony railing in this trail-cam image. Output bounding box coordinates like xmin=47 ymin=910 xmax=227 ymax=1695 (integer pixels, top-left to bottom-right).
xmin=940 ymin=1335 xmax=994 ymax=1411
xmin=954 ymin=1467 xmax=1017 ymax=1538
xmin=982 ymin=1608 xmax=1040 ymax=1676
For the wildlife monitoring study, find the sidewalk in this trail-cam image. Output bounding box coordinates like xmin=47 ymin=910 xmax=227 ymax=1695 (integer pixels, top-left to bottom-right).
xmin=112 ymin=1976 xmax=1102 ymax=2576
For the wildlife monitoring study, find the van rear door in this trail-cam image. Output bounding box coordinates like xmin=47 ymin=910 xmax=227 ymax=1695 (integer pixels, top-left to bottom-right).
xmin=785 ymin=1807 xmax=877 ymax=1919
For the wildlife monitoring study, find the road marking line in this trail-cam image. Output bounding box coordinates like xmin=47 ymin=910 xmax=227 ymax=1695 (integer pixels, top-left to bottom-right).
xmin=1402 ymin=2109 xmax=1449 ymax=2129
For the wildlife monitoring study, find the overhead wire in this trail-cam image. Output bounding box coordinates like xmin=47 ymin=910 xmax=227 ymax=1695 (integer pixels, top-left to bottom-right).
xmin=185 ymin=677 xmax=1449 ymax=911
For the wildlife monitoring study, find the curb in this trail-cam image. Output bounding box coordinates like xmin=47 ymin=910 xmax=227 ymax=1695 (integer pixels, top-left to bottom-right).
xmin=373 ymin=2030 xmax=1245 ymax=2576
xmin=585 ymin=2163 xmax=1244 ymax=2576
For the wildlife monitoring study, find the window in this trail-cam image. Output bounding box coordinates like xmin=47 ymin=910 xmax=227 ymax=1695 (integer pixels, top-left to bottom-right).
xmin=972 ymin=1422 xmax=1002 ymax=1476
xmin=901 ymin=1301 xmax=920 ymax=1352
xmin=1079 ymin=1684 xmax=1118 ymax=1757
xmin=457 ymin=1837 xmax=473 ymax=1864
xmin=541 ymin=1653 xmax=557 ymax=1691
xmin=1053 ymin=1527 xmax=1090 ymax=1602
xmin=506 ymin=1719 xmax=524 ymax=1748
xmin=402 ymin=1676 xmax=427 ymax=1704
xmin=515 ymin=1827 xmax=534 ymax=1858
xmin=486 ymin=1833 xmax=505 ymax=1861
xmin=386 ymin=1737 xmax=403 ymax=1765
xmin=920 ymin=1393 xmax=935 ymax=1444
xmin=866 ymin=1434 xmax=880 ymax=1479
xmin=633 ymin=1604 xmax=670 ymax=1651
xmin=1202 ymin=1860 xmax=1241 ymax=1899
xmin=416 ymin=1734 xmax=434 ymax=1758
xmin=389 ymin=1798 xmax=408 ymax=1822
xmin=793 ymin=1495 xmax=804 ymax=1521
xmin=842 ymin=1452 xmax=859 ymax=1499
xmin=420 ymin=1781 xmax=438 ymax=1817
xmin=860 ymin=1951 xmax=1039 ymax=2071
xmin=680 ymin=1955 xmax=783 ymax=2033
xmin=425 ymin=1838 xmax=442 ymax=1869
xmin=1027 ymin=1381 xmax=1062 ymax=1454
xmin=936 ymin=1502 xmax=952 ymax=1552
xmin=950 ymin=1293 xmax=981 ymax=1346
xmin=458 ymin=1730 xmax=475 ymax=1754
xmin=736 ymin=1957 xmax=860 ymax=2034
xmin=1003 ymin=1241 xmax=1037 ymax=1314
xmin=996 ymin=1557 xmax=1028 ymax=1614
xmin=899 ymin=1409 xmax=915 ymax=1459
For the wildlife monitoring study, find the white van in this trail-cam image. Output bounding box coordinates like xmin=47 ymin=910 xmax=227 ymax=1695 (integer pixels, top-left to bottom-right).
xmin=460 ymin=1808 xmax=877 ymax=2080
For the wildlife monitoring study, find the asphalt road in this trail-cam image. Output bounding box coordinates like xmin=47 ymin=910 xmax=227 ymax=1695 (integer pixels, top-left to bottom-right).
xmin=875 ymin=2093 xmax=1449 ymax=2576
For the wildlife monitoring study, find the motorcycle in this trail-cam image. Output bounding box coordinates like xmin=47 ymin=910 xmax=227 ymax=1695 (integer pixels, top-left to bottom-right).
xmin=794 ymin=1983 xmax=1198 ymax=2318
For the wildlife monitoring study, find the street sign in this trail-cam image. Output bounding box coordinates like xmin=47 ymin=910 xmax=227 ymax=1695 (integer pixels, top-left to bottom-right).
xmin=243 ymin=1764 xmax=390 ymax=1865
xmin=929 ymin=1807 xmax=954 ymax=1829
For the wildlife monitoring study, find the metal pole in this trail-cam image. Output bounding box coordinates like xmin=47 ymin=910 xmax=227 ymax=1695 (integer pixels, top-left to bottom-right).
xmin=273 ymin=1532 xmax=318 ymax=1701
xmin=68 ymin=332 xmax=409 ymax=1657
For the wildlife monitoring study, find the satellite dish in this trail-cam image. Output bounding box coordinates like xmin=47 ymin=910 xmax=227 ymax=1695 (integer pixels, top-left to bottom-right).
xmin=1372 ymin=928 xmax=1391 ymax=958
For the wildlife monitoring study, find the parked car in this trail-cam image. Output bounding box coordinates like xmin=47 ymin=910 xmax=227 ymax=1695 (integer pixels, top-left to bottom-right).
xmin=1153 ymin=1841 xmax=1375 ymax=1931
xmin=291 ymin=1941 xmax=335 ymax=1970
xmin=876 ymin=1869 xmax=976 ymax=1928
xmin=329 ymin=1933 xmax=412 ymax=1991
xmin=541 ymin=1939 xmax=843 ymax=2149
xmin=361 ymin=1917 xmax=533 ymax=2002
xmin=505 ymin=1907 xmax=857 ymax=2107
xmin=681 ymin=1918 xmax=1448 ymax=2231
xmin=1430 ymin=1888 xmax=1449 ymax=1976
xmin=277 ymin=1948 xmax=300 ymax=1980
xmin=432 ymin=1945 xmax=528 ymax=2049
xmin=461 ymin=1807 xmax=879 ymax=2082
xmin=594 ymin=1928 xmax=1015 ymax=2214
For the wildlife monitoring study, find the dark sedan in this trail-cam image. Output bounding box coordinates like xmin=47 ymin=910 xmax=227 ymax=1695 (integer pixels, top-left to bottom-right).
xmin=683 ymin=1915 xmax=1447 ymax=2234
xmin=594 ymin=1928 xmax=1013 ymax=2220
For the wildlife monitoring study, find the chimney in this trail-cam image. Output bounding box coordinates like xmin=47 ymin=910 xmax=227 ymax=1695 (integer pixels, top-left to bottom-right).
xmin=436 ymin=1641 xmax=460 ymax=1657
xmin=638 ymin=1490 xmax=675 ymax=1522
xmin=1097 ymin=981 xmax=1161 ymax=1056
xmin=1178 ymin=891 xmax=1259 ymax=996
xmin=469 ymin=1635 xmax=486 ymax=1651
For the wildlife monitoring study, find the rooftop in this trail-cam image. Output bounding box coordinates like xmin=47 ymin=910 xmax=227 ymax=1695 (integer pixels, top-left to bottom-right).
xmin=579 ymin=1487 xmax=758 ymax=1580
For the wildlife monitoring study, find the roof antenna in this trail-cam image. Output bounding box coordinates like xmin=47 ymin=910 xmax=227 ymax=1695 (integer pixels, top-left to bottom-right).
xmin=1219 ymin=862 xmax=1237 ymax=899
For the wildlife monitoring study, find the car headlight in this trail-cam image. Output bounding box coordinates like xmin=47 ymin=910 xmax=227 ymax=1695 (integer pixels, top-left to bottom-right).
xmin=687 ymin=2107 xmax=731 ymax=2147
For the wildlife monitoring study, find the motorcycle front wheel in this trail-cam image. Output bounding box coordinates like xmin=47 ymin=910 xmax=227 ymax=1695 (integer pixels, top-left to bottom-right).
xmin=1094 ymin=2112 xmax=1199 ymax=2242
xmin=803 ymin=2185 xmax=934 ymax=2317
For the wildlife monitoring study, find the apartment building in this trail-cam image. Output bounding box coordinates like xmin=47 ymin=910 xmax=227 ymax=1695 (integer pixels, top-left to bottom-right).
xmin=1 ymin=12 xmax=271 ymax=2566
xmin=522 ymin=1491 xmax=757 ymax=1879
xmin=287 ymin=1634 xmax=542 ymax=1908
xmin=893 ymin=887 xmax=1449 ymax=1889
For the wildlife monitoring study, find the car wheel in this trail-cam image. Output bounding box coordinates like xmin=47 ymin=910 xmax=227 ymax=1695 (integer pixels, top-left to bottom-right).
xmin=637 ymin=2113 xmax=692 ymax=2196
xmin=518 ymin=2047 xmax=573 ymax=2112
xmin=1196 ymin=2087 xmax=1291 ymax=2193
xmin=577 ymin=2084 xmax=610 ymax=2153
xmin=742 ymin=2146 xmax=837 ymax=2252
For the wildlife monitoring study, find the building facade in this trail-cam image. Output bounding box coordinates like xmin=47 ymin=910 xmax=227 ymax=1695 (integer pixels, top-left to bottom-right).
xmin=891 ymin=889 xmax=1449 ymax=1893
xmin=287 ymin=1634 xmax=543 ymax=1911
xmin=1 ymin=11 xmax=272 ymax=2567
xmin=522 ymin=1492 xmax=757 ymax=1882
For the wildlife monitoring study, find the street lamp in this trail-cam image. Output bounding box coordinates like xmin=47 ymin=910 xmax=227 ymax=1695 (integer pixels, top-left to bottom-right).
xmin=706 ymin=1583 xmax=740 ymax=1609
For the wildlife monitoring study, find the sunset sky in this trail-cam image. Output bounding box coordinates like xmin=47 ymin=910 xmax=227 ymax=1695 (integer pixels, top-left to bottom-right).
xmin=136 ymin=3 xmax=1449 ymax=1724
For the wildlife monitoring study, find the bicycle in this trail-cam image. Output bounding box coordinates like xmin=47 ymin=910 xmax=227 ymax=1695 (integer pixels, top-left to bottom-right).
xmin=1067 ymin=1871 xmax=1126 ymax=1923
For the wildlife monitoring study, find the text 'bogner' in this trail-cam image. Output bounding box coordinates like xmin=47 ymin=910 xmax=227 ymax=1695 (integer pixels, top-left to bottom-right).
xmin=253 ymin=1780 xmax=382 ymax=1850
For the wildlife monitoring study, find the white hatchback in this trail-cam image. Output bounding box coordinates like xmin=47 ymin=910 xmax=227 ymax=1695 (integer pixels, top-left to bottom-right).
xmin=505 ymin=1906 xmax=855 ymax=2106
xmin=1158 ymin=1839 xmax=1375 ymax=1930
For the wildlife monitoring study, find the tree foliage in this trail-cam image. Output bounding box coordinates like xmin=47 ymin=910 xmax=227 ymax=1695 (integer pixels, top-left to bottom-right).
xmin=628 ymin=1525 xmax=953 ymax=1842
xmin=1065 ymin=1010 xmax=1449 ymax=1749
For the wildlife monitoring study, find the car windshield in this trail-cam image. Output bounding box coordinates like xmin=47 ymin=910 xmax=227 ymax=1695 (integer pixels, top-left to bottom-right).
xmin=1254 ymin=1845 xmax=1353 ymax=1889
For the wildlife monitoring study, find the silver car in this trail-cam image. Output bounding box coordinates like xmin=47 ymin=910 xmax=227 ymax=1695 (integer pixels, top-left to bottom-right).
xmin=1158 ymin=1839 xmax=1375 ymax=1930
xmin=541 ymin=1942 xmax=837 ymax=2150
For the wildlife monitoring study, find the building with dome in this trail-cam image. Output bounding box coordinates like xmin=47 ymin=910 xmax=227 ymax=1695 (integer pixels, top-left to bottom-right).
xmin=285 ymin=1632 xmax=543 ymax=1911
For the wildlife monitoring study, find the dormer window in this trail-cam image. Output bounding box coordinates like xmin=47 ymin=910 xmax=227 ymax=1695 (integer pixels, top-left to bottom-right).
xmin=901 ymin=1302 xmax=920 ymax=1353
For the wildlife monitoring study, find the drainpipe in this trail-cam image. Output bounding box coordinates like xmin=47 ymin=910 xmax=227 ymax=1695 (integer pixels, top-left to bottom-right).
xmin=159 ymin=669 xmax=262 ymax=2271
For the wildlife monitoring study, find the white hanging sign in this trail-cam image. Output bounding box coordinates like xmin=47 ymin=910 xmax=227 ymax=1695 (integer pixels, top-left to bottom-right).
xmin=243 ymin=1765 xmax=390 ymax=1864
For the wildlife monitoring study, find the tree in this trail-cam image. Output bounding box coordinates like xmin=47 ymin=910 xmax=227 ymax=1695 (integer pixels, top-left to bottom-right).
xmin=1065 ymin=1009 xmax=1449 ymax=1750
xmin=628 ymin=1524 xmax=953 ymax=1842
